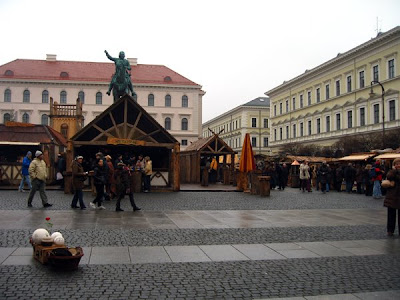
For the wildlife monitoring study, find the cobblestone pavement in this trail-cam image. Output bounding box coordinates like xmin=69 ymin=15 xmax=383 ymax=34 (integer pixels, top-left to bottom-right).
xmin=1 ymin=188 xmax=399 ymax=299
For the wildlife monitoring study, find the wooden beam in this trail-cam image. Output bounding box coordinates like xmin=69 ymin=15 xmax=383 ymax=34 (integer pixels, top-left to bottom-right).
xmin=109 ymin=112 xmax=121 ymax=138
xmin=127 ymin=111 xmax=143 ymax=140
xmin=173 ymin=143 xmax=180 ymax=191
xmin=123 ymin=99 xmax=128 ymax=138
xmin=92 ymin=124 xmax=114 ymax=141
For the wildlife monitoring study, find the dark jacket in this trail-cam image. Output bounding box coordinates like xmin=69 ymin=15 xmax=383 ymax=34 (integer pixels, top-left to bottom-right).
xmin=93 ymin=165 xmax=107 ymax=185
xmin=114 ymin=166 xmax=129 ymax=196
xmin=72 ymin=160 xmax=86 ymax=190
xmin=318 ymin=165 xmax=330 ymax=184
xmin=383 ymin=169 xmax=400 ymax=209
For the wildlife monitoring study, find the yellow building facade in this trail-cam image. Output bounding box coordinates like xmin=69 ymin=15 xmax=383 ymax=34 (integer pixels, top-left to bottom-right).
xmin=265 ymin=26 xmax=400 ymax=154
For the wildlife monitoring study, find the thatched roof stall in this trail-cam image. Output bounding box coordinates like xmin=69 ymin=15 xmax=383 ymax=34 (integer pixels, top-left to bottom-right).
xmin=68 ymin=94 xmax=180 ymax=192
xmin=180 ymin=134 xmax=236 ymax=184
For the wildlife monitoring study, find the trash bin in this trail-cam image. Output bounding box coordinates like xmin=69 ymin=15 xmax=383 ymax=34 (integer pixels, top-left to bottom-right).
xmin=251 ymin=170 xmax=262 ymax=195
xmin=258 ymin=176 xmax=271 ymax=197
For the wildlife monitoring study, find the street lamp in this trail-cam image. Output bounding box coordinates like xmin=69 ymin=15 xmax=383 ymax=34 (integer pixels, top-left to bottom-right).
xmin=369 ymin=80 xmax=385 ymax=149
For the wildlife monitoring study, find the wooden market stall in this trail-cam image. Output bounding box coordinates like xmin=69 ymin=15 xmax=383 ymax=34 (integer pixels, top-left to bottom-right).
xmin=180 ymin=134 xmax=236 ymax=184
xmin=66 ymin=94 xmax=180 ymax=193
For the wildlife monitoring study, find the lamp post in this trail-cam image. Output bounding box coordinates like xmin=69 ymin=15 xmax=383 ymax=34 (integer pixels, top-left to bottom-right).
xmin=369 ymin=80 xmax=385 ymax=149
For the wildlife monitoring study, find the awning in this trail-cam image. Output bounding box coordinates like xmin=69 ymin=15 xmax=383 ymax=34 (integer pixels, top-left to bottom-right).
xmin=374 ymin=153 xmax=400 ymax=160
xmin=339 ymin=154 xmax=376 ymax=161
xmin=0 ymin=141 xmax=40 ymax=145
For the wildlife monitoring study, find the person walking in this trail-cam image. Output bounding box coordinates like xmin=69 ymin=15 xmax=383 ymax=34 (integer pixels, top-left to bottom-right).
xmin=71 ymin=156 xmax=88 ymax=210
xmin=114 ymin=162 xmax=140 ymax=211
xmin=299 ymin=160 xmax=311 ymax=192
xmin=105 ymin=155 xmax=115 ymax=200
xmin=318 ymin=162 xmax=330 ymax=194
xmin=383 ymin=158 xmax=400 ymax=237
xmin=372 ymin=160 xmax=384 ymax=199
xmin=19 ymin=151 xmax=32 ymax=192
xmin=27 ymin=151 xmax=52 ymax=208
xmin=143 ymin=156 xmax=152 ymax=193
xmin=90 ymin=159 xmax=107 ymax=209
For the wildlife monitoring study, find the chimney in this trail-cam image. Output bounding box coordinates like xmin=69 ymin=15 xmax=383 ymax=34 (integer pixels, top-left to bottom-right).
xmin=127 ymin=58 xmax=137 ymax=66
xmin=46 ymin=54 xmax=57 ymax=62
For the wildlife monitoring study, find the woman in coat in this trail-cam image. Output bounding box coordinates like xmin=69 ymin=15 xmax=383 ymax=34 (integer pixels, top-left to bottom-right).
xmin=383 ymin=158 xmax=400 ymax=236
xmin=71 ymin=156 xmax=88 ymax=209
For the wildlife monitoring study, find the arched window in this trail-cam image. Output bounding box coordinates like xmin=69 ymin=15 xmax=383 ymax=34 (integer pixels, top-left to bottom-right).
xmin=96 ymin=92 xmax=102 ymax=105
xmin=4 ymin=89 xmax=11 ymax=102
xmin=165 ymin=117 xmax=171 ymax=130
xmin=148 ymin=94 xmax=154 ymax=106
xmin=60 ymin=91 xmax=67 ymax=104
xmin=41 ymin=114 xmax=49 ymax=125
xmin=23 ymin=90 xmax=30 ymax=103
xmin=61 ymin=123 xmax=68 ymax=138
xmin=22 ymin=113 xmax=29 ymax=123
xmin=181 ymin=118 xmax=188 ymax=130
xmin=78 ymin=91 xmax=85 ymax=103
xmin=165 ymin=94 xmax=171 ymax=107
xmin=182 ymin=95 xmax=188 ymax=107
xmin=42 ymin=90 xmax=49 ymax=103
xmin=3 ymin=113 xmax=11 ymax=123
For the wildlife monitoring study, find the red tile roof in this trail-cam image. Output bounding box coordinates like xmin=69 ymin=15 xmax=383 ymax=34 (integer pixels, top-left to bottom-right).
xmin=0 ymin=59 xmax=200 ymax=86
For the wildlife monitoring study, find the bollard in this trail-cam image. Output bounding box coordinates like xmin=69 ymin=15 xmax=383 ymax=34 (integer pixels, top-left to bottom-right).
xmin=258 ymin=176 xmax=271 ymax=197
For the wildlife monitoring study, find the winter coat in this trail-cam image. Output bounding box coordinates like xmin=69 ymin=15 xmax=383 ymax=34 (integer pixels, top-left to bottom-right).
xmin=144 ymin=160 xmax=153 ymax=176
xmin=299 ymin=164 xmax=310 ymax=180
xmin=72 ymin=160 xmax=86 ymax=190
xmin=383 ymin=169 xmax=400 ymax=209
xmin=318 ymin=165 xmax=330 ymax=184
xmin=93 ymin=165 xmax=107 ymax=185
xmin=28 ymin=158 xmax=47 ymax=181
xmin=22 ymin=156 xmax=32 ymax=176
xmin=114 ymin=167 xmax=130 ymax=196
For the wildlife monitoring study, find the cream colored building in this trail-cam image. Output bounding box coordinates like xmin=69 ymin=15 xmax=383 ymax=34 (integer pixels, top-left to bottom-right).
xmin=265 ymin=26 xmax=400 ymax=154
xmin=0 ymin=55 xmax=204 ymax=150
xmin=202 ymin=97 xmax=270 ymax=157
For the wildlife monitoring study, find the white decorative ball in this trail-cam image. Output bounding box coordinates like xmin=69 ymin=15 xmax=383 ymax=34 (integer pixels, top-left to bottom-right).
xmin=51 ymin=232 xmax=63 ymax=240
xmin=53 ymin=236 xmax=65 ymax=245
xmin=32 ymin=228 xmax=50 ymax=244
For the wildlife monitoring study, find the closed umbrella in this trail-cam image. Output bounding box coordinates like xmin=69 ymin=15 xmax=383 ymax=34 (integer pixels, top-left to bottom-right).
xmin=237 ymin=133 xmax=256 ymax=191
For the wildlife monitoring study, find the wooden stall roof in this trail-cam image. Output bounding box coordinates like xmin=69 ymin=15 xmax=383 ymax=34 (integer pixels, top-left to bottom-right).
xmin=338 ymin=153 xmax=377 ymax=161
xmin=71 ymin=94 xmax=178 ymax=147
xmin=0 ymin=122 xmax=67 ymax=147
xmin=181 ymin=134 xmax=235 ymax=155
xmin=374 ymin=153 xmax=400 ymax=160
xmin=283 ymin=155 xmax=333 ymax=163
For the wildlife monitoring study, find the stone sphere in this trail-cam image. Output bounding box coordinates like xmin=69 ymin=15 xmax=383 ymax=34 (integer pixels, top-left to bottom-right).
xmin=32 ymin=228 xmax=50 ymax=244
xmin=51 ymin=232 xmax=63 ymax=240
xmin=53 ymin=236 xmax=65 ymax=245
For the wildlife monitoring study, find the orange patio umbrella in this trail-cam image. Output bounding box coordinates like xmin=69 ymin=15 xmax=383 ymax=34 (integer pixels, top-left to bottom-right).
xmin=239 ymin=133 xmax=256 ymax=172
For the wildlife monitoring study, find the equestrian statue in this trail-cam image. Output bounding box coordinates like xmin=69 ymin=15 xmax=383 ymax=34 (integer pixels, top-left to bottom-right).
xmin=105 ymin=50 xmax=135 ymax=102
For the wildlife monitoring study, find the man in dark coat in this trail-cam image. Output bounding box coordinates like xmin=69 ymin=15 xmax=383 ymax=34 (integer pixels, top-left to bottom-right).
xmin=383 ymin=158 xmax=400 ymax=236
xmin=317 ymin=162 xmax=330 ymax=194
xmin=344 ymin=163 xmax=356 ymax=193
xmin=71 ymin=156 xmax=87 ymax=210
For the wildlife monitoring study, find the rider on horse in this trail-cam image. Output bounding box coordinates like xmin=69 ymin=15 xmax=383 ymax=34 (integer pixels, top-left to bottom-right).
xmin=105 ymin=50 xmax=134 ymax=97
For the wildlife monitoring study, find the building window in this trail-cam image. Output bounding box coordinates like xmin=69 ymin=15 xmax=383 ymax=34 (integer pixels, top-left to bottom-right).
xmin=165 ymin=94 xmax=171 ymax=107
xmin=308 ymin=120 xmax=312 ymax=135
xmin=23 ymin=90 xmax=30 ymax=103
xmin=251 ymin=137 xmax=257 ymax=147
xmin=96 ymin=92 xmax=102 ymax=105
xmin=279 ymin=102 xmax=282 ymax=114
xmin=286 ymin=100 xmax=289 ymax=112
xmin=60 ymin=91 xmax=67 ymax=104
xmin=251 ymin=118 xmax=257 ymax=128
xmin=336 ymin=113 xmax=341 ymax=130
xmin=78 ymin=91 xmax=85 ymax=103
xmin=300 ymin=122 xmax=303 ymax=137
xmin=22 ymin=113 xmax=29 ymax=123
xmin=336 ymin=80 xmax=340 ymax=96
xmin=359 ymin=70 xmax=365 ymax=88
xmin=4 ymin=89 xmax=11 ymax=102
xmin=347 ymin=76 xmax=352 ymax=93
xmin=325 ymin=84 xmax=330 ymax=100
xmin=307 ymin=91 xmax=311 ymax=106
xmin=347 ymin=111 xmax=352 ymax=128
xmin=181 ymin=118 xmax=188 ymax=130
xmin=388 ymin=59 xmax=395 ymax=79
xmin=360 ymin=107 xmax=365 ymax=126
xmin=279 ymin=127 xmax=283 ymax=140
xmin=148 ymin=94 xmax=154 ymax=106
xmin=274 ymin=105 xmax=277 ymax=116
xmin=42 ymin=90 xmax=49 ymax=103
xmin=3 ymin=113 xmax=11 ymax=123
xmin=164 ymin=117 xmax=171 ymax=130
xmin=181 ymin=139 xmax=188 ymax=146
xmin=292 ymin=97 xmax=296 ymax=110
xmin=286 ymin=126 xmax=289 ymax=139
xmin=300 ymin=95 xmax=303 ymax=108
xmin=263 ymin=137 xmax=268 ymax=147
xmin=41 ymin=114 xmax=49 ymax=125
xmin=182 ymin=95 xmax=188 ymax=107
xmin=389 ymin=100 xmax=395 ymax=121
xmin=274 ymin=129 xmax=277 ymax=140
xmin=61 ymin=123 xmax=68 ymax=138
xmin=326 ymin=116 xmax=330 ymax=132
xmin=316 ymin=88 xmax=320 ymax=103
xmin=373 ymin=65 xmax=379 ymax=82
xmin=317 ymin=118 xmax=321 ymax=134
xmin=263 ymin=118 xmax=268 ymax=128
xmin=292 ymin=124 xmax=296 ymax=138
xmin=373 ymin=104 xmax=379 ymax=124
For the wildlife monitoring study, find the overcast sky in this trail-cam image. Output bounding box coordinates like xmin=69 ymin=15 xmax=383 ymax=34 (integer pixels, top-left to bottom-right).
xmin=0 ymin=0 xmax=399 ymax=122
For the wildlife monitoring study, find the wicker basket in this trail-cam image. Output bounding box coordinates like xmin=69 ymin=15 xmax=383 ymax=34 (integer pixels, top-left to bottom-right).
xmin=47 ymin=247 xmax=84 ymax=270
